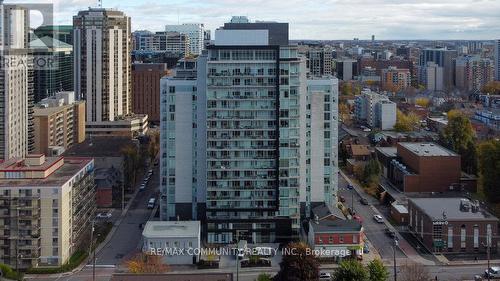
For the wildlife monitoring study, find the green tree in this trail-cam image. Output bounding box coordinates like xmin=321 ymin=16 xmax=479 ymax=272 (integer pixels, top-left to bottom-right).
xmin=440 ymin=110 xmax=477 ymax=174
xmin=341 ymin=82 xmax=353 ymax=96
xmin=368 ymin=259 xmax=389 ymax=281
xmin=333 ymin=259 xmax=368 ymax=281
xmin=274 ymin=242 xmax=319 ymax=281
xmin=363 ymin=159 xmax=380 ymax=184
xmin=256 ymin=273 xmax=273 ymax=281
xmin=477 ymin=140 xmax=500 ymax=202
xmin=122 ymin=145 xmax=140 ymax=190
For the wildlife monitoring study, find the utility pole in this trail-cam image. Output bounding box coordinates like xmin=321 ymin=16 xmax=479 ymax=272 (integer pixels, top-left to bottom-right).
xmin=487 ymin=242 xmax=491 ymax=281
xmin=393 ymin=237 xmax=398 ymax=281
xmin=89 ymin=221 xmax=96 ymax=281
xmin=351 ymin=189 xmax=354 ymax=213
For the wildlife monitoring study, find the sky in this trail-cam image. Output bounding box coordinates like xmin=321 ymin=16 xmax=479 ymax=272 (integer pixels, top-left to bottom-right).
xmin=9 ymin=0 xmax=500 ymax=40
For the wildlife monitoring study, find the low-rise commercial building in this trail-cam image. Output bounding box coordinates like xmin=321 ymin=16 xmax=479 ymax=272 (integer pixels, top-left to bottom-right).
xmin=389 ymin=142 xmax=462 ymax=193
xmin=33 ymin=92 xmax=86 ymax=156
xmin=86 ymin=114 xmax=148 ymax=138
xmin=408 ymin=198 xmax=498 ymax=254
xmin=307 ymin=218 xmax=364 ymax=261
xmin=0 ymin=155 xmax=95 ymax=268
xmin=142 ymin=221 xmax=201 ymax=265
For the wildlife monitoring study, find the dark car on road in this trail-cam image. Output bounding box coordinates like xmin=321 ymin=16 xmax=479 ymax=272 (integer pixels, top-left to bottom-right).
xmin=385 ymin=228 xmax=396 ymax=238
xmin=359 ymin=198 xmax=369 ymax=205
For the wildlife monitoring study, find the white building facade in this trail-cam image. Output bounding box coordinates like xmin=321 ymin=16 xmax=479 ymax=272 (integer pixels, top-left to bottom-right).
xmin=165 ymin=23 xmax=204 ymax=55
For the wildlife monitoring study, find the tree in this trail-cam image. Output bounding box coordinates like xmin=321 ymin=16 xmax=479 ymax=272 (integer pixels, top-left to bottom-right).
xmin=415 ymin=97 xmax=430 ymax=108
xmin=440 ymin=110 xmax=477 ymax=174
xmin=341 ymin=82 xmax=353 ymax=96
xmin=121 ymin=144 xmax=143 ymax=190
xmin=477 ymin=140 xmax=500 ymax=202
xmin=363 ymin=159 xmax=380 ymax=184
xmin=274 ymin=242 xmax=319 ymax=281
xmin=332 ymin=259 xmax=368 ymax=281
xmin=481 ymin=81 xmax=500 ymax=95
xmin=367 ymin=259 xmax=389 ymax=281
xmin=256 ymin=273 xmax=273 ymax=281
xmin=398 ymin=263 xmax=430 ymax=281
xmin=125 ymin=253 xmax=169 ymax=273
xmin=148 ymin=131 xmax=160 ymax=164
xmin=394 ymin=110 xmax=420 ymax=132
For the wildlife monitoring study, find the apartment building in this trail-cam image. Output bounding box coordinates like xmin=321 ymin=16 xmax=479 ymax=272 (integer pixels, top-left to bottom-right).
xmin=306 ymin=49 xmax=333 ymax=77
xmin=381 ymin=66 xmax=411 ymax=91
xmin=355 ymin=89 xmax=396 ymax=130
xmin=159 ymin=17 xmax=338 ymax=244
xmin=74 ymin=8 xmax=146 ymax=137
xmin=33 ymin=91 xmax=86 ymax=156
xmin=132 ymin=63 xmax=168 ymax=123
xmin=133 ymin=31 xmax=190 ymax=56
xmin=455 ymin=55 xmax=494 ymax=92
xmin=495 ymin=40 xmax=500 ymax=81
xmin=0 ymin=4 xmax=33 ymax=159
xmin=0 ymin=155 xmax=96 ymax=269
xmin=425 ymin=62 xmax=444 ymax=92
xmin=165 ymin=23 xmax=204 ymax=55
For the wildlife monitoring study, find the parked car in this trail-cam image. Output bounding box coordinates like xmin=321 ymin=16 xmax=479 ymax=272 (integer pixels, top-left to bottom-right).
xmin=139 ymin=183 xmax=146 ymax=191
xmin=385 ymin=228 xmax=396 ymax=238
xmin=147 ymin=198 xmax=156 ymax=209
xmin=353 ymin=215 xmax=363 ymax=223
xmin=485 ymin=267 xmax=500 ymax=278
xmin=347 ymin=184 xmax=353 ymax=190
xmin=96 ymin=212 xmax=112 ymax=219
xmin=373 ymin=214 xmax=384 ymax=223
xmin=359 ymin=198 xmax=369 ymax=205
xmin=319 ymin=272 xmax=332 ymax=280
xmin=363 ymin=243 xmax=370 ymax=253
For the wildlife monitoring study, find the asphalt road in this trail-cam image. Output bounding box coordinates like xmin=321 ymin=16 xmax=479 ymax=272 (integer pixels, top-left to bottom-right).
xmin=338 ymin=174 xmax=405 ymax=259
xmin=93 ymin=165 xmax=159 ymax=266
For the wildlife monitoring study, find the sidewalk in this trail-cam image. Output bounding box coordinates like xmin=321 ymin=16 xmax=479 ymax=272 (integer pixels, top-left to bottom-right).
xmin=24 ymin=186 xmax=142 ymax=280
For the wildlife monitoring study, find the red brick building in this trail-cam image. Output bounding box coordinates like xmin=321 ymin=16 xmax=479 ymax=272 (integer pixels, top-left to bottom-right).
xmin=307 ymin=219 xmax=364 ymax=261
xmin=389 ymin=142 xmax=462 ymax=192
xmin=132 ymin=63 xmax=168 ymax=123
xmin=408 ymin=198 xmax=498 ymax=254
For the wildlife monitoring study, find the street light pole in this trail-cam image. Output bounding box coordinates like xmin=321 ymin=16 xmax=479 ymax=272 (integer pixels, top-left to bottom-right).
xmin=393 ymin=238 xmax=398 ymax=281
xmin=89 ymin=221 xmax=96 ymax=281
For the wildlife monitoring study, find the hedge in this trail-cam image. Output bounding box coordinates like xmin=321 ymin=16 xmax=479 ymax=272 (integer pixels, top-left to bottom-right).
xmin=0 ymin=263 xmax=23 ymax=280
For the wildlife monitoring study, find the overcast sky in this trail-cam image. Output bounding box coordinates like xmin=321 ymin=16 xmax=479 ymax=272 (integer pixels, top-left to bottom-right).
xmin=10 ymin=0 xmax=500 ymax=40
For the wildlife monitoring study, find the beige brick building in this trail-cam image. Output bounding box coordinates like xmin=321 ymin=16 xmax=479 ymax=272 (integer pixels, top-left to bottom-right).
xmin=0 ymin=155 xmax=95 ymax=268
xmin=33 ymin=91 xmax=86 ymax=156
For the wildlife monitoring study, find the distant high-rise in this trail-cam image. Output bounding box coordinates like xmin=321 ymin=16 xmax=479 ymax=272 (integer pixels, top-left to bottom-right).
xmin=165 ymin=23 xmax=204 ymax=55
xmin=455 ymin=55 xmax=494 ymax=92
xmin=34 ymin=25 xmax=73 ymax=45
xmin=132 ymin=63 xmax=168 ymax=123
xmin=307 ymin=48 xmax=333 ymax=77
xmin=495 ymin=40 xmax=500 ymax=81
xmin=335 ymin=58 xmax=358 ymax=81
xmin=0 ymin=4 xmax=32 ymax=159
xmin=425 ymin=62 xmax=444 ymax=92
xmin=30 ymin=36 xmax=73 ymax=102
xmin=132 ymin=30 xmax=190 ymax=56
xmin=419 ymin=48 xmax=457 ymax=90
xmin=381 ymin=66 xmax=411 ymax=92
xmin=74 ymin=8 xmax=148 ymax=137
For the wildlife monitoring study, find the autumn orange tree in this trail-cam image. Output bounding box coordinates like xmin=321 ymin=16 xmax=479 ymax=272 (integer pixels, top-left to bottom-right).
xmin=125 ymin=253 xmax=170 ymax=274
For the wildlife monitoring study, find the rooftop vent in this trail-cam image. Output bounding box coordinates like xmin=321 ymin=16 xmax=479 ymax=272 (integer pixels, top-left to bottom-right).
xmin=460 ymin=199 xmax=471 ymax=212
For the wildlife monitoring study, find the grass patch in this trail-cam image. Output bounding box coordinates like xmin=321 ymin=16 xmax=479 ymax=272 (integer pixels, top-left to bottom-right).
xmin=26 ymin=250 xmax=88 ymax=274
xmin=0 ymin=263 xmax=23 ymax=280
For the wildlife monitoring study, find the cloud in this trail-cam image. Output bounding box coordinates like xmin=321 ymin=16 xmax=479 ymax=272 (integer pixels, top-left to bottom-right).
xmin=4 ymin=0 xmax=499 ymax=39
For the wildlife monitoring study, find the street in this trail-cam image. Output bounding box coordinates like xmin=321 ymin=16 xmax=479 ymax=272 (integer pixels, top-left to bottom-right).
xmin=338 ymin=174 xmax=405 ymax=259
xmin=94 ymin=165 xmax=159 ymax=266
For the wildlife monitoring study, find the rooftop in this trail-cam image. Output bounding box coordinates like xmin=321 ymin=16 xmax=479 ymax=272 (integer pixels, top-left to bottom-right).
xmin=143 ymin=221 xmax=201 ymax=239
xmin=350 ymin=145 xmax=371 ymax=156
xmin=310 ymin=219 xmax=362 ymax=233
xmin=312 ymin=204 xmax=345 ymax=221
xmin=399 ymin=142 xmax=457 ymax=157
xmin=409 ymin=198 xmax=498 ymax=221
xmin=65 ymin=137 xmax=139 ymax=158
xmin=376 ymin=146 xmax=398 ymax=158
xmin=0 ymin=157 xmax=93 ymax=187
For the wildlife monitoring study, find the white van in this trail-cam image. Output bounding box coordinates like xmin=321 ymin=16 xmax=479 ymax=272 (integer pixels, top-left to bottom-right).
xmin=147 ymin=198 xmax=156 ymax=209
xmin=485 ymin=267 xmax=500 ymax=278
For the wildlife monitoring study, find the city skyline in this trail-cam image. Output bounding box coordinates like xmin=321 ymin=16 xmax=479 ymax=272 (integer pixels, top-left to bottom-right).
xmin=7 ymin=0 xmax=500 ymax=40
